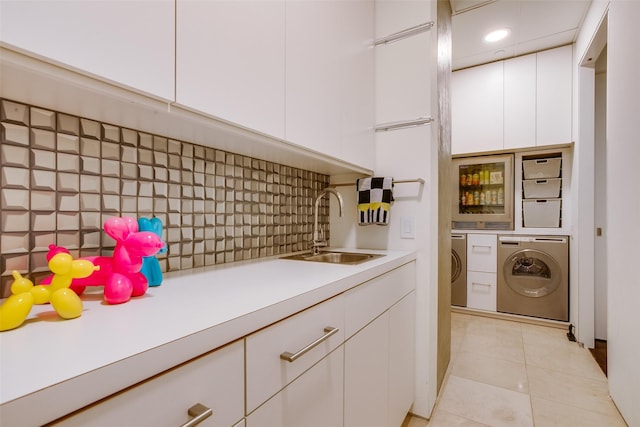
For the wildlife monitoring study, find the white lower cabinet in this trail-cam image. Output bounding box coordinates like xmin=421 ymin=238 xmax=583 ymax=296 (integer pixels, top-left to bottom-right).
xmin=389 ymin=292 xmax=416 ymax=427
xmin=50 ymin=262 xmax=416 ymax=427
xmin=345 ymin=313 xmax=390 ymax=427
xmin=245 ymin=294 xmax=345 ymax=414
xmin=467 ymin=271 xmax=497 ymax=312
xmin=467 ymin=234 xmax=497 ymax=273
xmin=245 ymin=347 xmax=344 ymax=427
xmin=466 ymin=233 xmax=497 ymax=312
xmin=343 ymin=291 xmax=416 ymax=427
xmin=247 ymin=262 xmax=416 ymax=427
xmin=343 ymin=264 xmax=416 ymax=427
xmin=52 ymin=340 xmax=244 ymax=427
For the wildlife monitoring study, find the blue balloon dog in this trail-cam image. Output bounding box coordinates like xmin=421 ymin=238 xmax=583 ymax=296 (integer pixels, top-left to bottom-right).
xmin=138 ymin=217 xmax=167 ymax=287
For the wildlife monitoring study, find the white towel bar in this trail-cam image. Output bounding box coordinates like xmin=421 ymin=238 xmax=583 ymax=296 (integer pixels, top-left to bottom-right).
xmin=373 ymin=22 xmax=434 ymax=46
xmin=374 ymin=117 xmax=433 ymax=132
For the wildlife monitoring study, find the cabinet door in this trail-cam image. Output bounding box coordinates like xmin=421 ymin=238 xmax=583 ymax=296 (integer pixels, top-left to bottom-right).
xmin=246 ymin=347 xmax=344 ymax=427
xmin=452 ymin=61 xmax=504 ymax=154
xmin=52 ymin=341 xmax=244 ymax=427
xmin=504 ymin=53 xmax=536 ymax=149
xmin=175 ymin=0 xmax=285 ymax=139
xmin=467 ymin=233 xmax=497 ymax=273
xmin=467 ymin=271 xmax=497 ymax=312
xmin=389 ymin=292 xmax=416 ymax=427
xmin=376 ymin=32 xmax=430 ymax=128
xmin=344 ymin=262 xmax=415 ymax=339
xmin=537 ymin=45 xmax=572 ymax=146
xmin=285 ymin=0 xmax=374 ymax=170
xmin=245 ymin=295 xmax=344 ymax=413
xmin=0 ymin=0 xmax=174 ymax=100
xmin=344 ymin=313 xmax=389 ymax=427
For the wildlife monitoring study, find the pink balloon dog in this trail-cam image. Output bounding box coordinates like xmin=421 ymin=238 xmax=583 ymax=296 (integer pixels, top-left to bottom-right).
xmin=63 ymin=217 xmax=165 ymax=304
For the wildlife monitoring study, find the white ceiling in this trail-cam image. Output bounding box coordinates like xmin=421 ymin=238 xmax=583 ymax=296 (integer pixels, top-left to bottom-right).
xmin=451 ymin=0 xmax=591 ymax=70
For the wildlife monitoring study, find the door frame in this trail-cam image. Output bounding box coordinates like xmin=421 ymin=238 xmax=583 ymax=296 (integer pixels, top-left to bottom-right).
xmin=573 ymin=8 xmax=608 ymax=349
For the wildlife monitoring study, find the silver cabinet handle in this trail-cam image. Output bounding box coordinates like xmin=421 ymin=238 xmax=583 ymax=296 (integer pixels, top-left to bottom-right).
xmin=280 ymin=326 xmax=339 ymax=363
xmin=471 ymin=282 xmax=492 ymax=292
xmin=180 ymin=403 xmax=213 ymax=427
xmin=472 ymin=244 xmax=492 ymax=250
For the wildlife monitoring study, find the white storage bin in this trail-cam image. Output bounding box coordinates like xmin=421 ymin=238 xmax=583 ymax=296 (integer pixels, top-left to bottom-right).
xmin=523 ymin=199 xmax=561 ymax=227
xmin=523 ymin=178 xmax=561 ymax=198
xmin=523 ymin=158 xmax=561 ymax=179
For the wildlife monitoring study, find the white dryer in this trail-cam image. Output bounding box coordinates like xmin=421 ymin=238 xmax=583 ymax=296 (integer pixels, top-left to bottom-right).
xmin=497 ymin=235 xmax=569 ymax=321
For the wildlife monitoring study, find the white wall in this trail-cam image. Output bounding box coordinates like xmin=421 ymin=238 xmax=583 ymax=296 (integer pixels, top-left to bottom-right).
xmin=574 ymin=1 xmax=640 ymax=425
xmin=331 ymin=0 xmax=440 ymax=418
xmin=605 ymin=2 xmax=640 ymax=425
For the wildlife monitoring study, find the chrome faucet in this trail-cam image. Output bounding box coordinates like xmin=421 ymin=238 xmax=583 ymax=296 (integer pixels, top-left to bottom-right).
xmin=312 ymin=187 xmax=344 ymax=254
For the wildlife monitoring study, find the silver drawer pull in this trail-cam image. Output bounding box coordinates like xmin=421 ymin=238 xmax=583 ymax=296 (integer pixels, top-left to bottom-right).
xmin=280 ymin=326 xmax=339 ymax=363
xmin=472 ymin=244 xmax=492 ymax=250
xmin=180 ymin=403 xmax=213 ymax=427
xmin=471 ymin=282 xmax=492 ymax=292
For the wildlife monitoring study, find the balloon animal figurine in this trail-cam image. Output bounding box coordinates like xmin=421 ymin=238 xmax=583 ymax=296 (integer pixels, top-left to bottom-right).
xmin=138 ymin=217 xmax=166 ymax=287
xmin=0 ymin=249 xmax=99 ymax=331
xmin=0 ymin=271 xmax=37 ymax=331
xmin=65 ymin=216 xmax=165 ymax=304
xmin=43 ymin=246 xmax=100 ymax=316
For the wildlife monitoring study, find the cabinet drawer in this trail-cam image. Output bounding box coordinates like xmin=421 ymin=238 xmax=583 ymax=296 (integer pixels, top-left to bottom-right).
xmin=522 ymin=157 xmax=562 ymax=179
xmin=467 ymin=234 xmax=497 ymax=273
xmin=467 ymin=271 xmax=497 ymax=312
xmin=523 ymin=178 xmax=561 ymax=199
xmin=246 ymin=347 xmax=344 ymax=427
xmin=344 ymin=262 xmax=415 ymax=339
xmin=52 ymin=340 xmax=244 ymax=427
xmin=523 ymin=199 xmax=562 ymax=228
xmin=245 ymin=295 xmax=345 ymax=413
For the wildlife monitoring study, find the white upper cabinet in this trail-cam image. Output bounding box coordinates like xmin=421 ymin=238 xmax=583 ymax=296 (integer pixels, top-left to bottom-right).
xmin=1 ymin=0 xmax=375 ymax=171
xmin=453 ymin=45 xmax=573 ymax=155
xmin=452 ymin=61 xmax=504 ymax=154
xmin=375 ymin=32 xmax=431 ymax=126
xmin=374 ymin=1 xmax=431 ymax=127
xmin=175 ymin=1 xmax=286 ymax=139
xmin=504 ymin=53 xmax=536 ymax=149
xmin=0 ymin=0 xmax=175 ymax=101
xmin=285 ymin=0 xmax=375 ymax=170
xmin=537 ymin=44 xmax=573 ymax=146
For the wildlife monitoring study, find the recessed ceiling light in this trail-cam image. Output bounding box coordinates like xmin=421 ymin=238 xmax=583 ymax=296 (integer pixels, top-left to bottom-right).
xmin=484 ymin=28 xmax=510 ymax=43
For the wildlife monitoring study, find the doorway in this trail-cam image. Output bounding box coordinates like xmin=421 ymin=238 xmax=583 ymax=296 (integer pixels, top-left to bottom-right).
xmin=592 ymin=46 xmax=607 ymax=375
xmin=575 ymin=8 xmax=607 ymax=358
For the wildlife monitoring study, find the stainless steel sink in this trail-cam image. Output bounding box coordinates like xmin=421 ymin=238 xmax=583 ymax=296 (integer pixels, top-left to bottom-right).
xmin=281 ymin=251 xmax=383 ymax=265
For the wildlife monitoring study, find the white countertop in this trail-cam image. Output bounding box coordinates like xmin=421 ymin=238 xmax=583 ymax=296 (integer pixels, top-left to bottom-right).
xmin=0 ymin=248 xmax=415 ymax=426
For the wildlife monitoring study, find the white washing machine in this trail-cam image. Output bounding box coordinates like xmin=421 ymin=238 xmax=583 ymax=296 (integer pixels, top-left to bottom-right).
xmin=451 ymin=234 xmax=467 ymax=307
xmin=497 ymin=235 xmax=569 ymax=321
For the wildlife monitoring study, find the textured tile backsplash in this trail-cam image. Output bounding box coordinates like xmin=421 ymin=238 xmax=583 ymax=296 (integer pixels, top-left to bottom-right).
xmin=0 ymin=98 xmax=331 ymax=295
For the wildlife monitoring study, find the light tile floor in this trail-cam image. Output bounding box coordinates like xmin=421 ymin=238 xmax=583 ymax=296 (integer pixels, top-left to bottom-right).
xmin=405 ymin=312 xmax=628 ymax=427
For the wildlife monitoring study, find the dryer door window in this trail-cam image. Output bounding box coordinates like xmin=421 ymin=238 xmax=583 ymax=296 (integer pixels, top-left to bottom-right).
xmin=503 ymin=249 xmax=561 ymax=297
xmin=451 ymin=250 xmax=462 ymax=284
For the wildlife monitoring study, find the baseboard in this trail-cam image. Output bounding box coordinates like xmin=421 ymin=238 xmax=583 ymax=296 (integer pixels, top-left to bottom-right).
xmin=451 ymin=306 xmax=570 ymax=330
